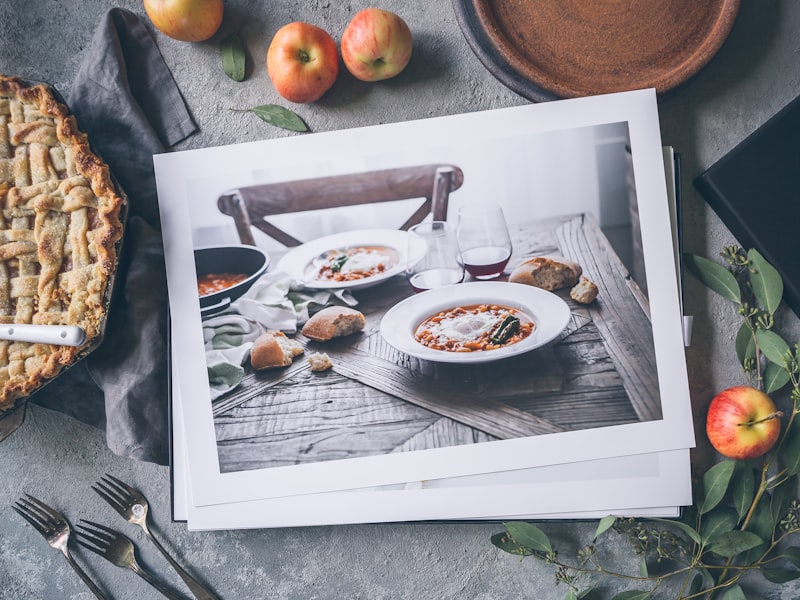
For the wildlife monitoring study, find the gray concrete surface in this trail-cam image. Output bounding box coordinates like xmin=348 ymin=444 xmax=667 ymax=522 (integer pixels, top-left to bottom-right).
xmin=2 ymin=1 xmax=800 ymax=598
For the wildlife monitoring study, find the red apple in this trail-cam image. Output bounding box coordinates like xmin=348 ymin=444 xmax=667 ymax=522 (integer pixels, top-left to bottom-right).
xmin=143 ymin=0 xmax=223 ymax=42
xmin=706 ymin=386 xmax=782 ymax=460
xmin=341 ymin=8 xmax=413 ymax=82
xmin=266 ymin=22 xmax=340 ymax=103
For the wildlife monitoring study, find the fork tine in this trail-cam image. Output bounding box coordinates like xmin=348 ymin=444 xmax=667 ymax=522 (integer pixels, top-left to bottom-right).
xmin=23 ymin=494 xmax=62 ymax=521
xmin=74 ymin=536 xmax=105 ymax=556
xmin=12 ymin=504 xmax=46 ymax=533
xmin=77 ymin=520 xmax=117 ymax=543
xmin=101 ymin=473 xmax=140 ymax=500
xmin=91 ymin=484 xmax=126 ymax=514
xmin=17 ymin=497 xmax=53 ymax=526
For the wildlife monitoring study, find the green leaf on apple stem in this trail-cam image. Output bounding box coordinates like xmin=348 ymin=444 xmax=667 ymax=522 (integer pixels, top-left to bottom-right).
xmin=748 ymin=248 xmax=783 ymax=315
xmin=684 ymin=253 xmax=741 ymax=304
xmin=755 ymin=328 xmax=791 ymax=366
xmin=221 ymin=32 xmax=246 ymax=82
xmin=248 ymin=105 xmax=308 ymax=132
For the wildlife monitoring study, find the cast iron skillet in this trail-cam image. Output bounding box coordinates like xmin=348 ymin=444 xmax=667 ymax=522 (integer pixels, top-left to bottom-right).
xmin=195 ymin=245 xmax=271 ymax=318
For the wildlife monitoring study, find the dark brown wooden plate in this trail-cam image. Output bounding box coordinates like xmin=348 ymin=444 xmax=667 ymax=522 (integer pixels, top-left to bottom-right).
xmin=452 ymin=0 xmax=740 ymax=101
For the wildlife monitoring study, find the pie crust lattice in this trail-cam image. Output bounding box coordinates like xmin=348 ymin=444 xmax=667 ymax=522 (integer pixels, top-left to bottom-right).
xmin=0 ymin=75 xmax=125 ymax=409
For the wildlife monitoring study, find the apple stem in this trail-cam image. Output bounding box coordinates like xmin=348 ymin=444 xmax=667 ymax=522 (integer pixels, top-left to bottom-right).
xmin=738 ymin=411 xmax=784 ymax=427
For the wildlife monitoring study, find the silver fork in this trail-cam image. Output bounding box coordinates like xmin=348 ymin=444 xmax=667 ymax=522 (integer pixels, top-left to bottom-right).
xmin=92 ymin=474 xmax=219 ymax=600
xmin=12 ymin=494 xmax=108 ymax=600
xmin=75 ymin=519 xmax=190 ymax=600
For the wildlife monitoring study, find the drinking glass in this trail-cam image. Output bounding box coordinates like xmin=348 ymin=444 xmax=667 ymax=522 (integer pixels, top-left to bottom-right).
xmin=456 ymin=202 xmax=513 ymax=280
xmin=406 ymin=221 xmax=464 ymax=293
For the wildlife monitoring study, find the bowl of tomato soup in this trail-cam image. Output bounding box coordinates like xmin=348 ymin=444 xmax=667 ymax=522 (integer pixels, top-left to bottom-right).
xmin=194 ymin=245 xmax=270 ymax=316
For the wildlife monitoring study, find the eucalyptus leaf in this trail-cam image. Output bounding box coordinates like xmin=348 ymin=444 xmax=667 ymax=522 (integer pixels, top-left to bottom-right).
xmin=730 ymin=461 xmax=756 ymax=521
xmin=707 ymin=530 xmax=764 ymax=557
xmin=735 ymin=323 xmax=755 ymax=367
xmin=718 ymin=584 xmax=746 ymax=600
xmin=748 ymin=248 xmax=783 ymax=315
xmin=698 ymin=460 xmax=736 ymax=515
xmin=684 ymin=253 xmax=741 ymax=304
xmin=564 ymin=590 xmax=579 ymax=600
xmin=701 ymin=507 xmax=740 ymax=545
xmin=739 ymin=500 xmax=772 ymax=565
xmin=782 ymin=546 xmax=800 ymax=567
xmin=639 ymin=558 xmax=648 ymax=578
xmin=504 ymin=522 xmax=552 ymax=554
xmin=764 ymin=361 xmax=791 ymax=393
xmin=755 ymin=328 xmax=791 ymax=366
xmin=689 ymin=573 xmax=705 ymax=596
xmin=649 ymin=518 xmax=702 ymax=545
xmin=490 ymin=532 xmax=534 ymax=556
xmin=594 ymin=515 xmax=616 ymax=539
xmin=611 ymin=591 xmax=651 ymax=600
xmin=771 ymin=474 xmax=797 ymax=528
xmin=783 ymin=419 xmax=800 ymax=476
xmin=761 ymin=567 xmax=800 ymax=583
xmin=248 ymin=105 xmax=309 ymax=132
xmin=221 ymin=32 xmax=246 ymax=81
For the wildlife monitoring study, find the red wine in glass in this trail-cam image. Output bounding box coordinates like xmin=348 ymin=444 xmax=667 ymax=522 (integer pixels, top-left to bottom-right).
xmin=461 ymin=246 xmax=511 ymax=279
xmin=408 ymin=268 xmax=464 ymax=293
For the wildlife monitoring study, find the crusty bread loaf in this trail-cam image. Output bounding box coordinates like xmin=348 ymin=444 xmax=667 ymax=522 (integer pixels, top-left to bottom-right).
xmin=308 ymin=352 xmax=333 ymax=372
xmin=509 ymin=256 xmax=582 ymax=291
xmin=301 ymin=306 xmax=366 ymax=342
xmin=570 ymin=276 xmax=599 ymax=304
xmin=250 ymin=331 xmax=304 ymax=370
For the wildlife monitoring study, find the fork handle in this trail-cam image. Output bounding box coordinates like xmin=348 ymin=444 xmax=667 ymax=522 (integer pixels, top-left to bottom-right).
xmin=131 ymin=563 xmax=190 ymax=600
xmin=144 ymin=529 xmax=221 ymax=600
xmin=62 ymin=550 xmax=108 ymax=600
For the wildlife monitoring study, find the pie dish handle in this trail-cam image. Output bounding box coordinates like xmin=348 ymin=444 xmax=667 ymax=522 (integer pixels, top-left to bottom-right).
xmin=0 ymin=324 xmax=86 ymax=347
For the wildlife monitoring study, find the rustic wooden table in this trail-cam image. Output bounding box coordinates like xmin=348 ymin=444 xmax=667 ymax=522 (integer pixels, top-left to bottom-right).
xmin=214 ymin=212 xmax=661 ymax=473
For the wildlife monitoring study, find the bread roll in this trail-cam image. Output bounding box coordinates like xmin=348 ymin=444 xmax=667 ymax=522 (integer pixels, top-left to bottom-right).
xmin=301 ymin=306 xmax=366 ymax=342
xmin=250 ymin=331 xmax=304 ymax=370
xmin=570 ymin=276 xmax=599 ymax=304
xmin=509 ymin=256 xmax=582 ymax=291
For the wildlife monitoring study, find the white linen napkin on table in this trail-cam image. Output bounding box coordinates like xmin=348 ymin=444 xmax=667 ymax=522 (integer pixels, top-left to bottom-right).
xmin=203 ymin=272 xmax=357 ymax=400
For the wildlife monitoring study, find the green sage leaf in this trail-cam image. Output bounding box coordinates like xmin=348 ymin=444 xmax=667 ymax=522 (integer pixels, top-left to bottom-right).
xmin=700 ymin=507 xmax=740 ymax=545
xmin=698 ymin=460 xmax=736 ymax=515
xmin=221 ymin=32 xmax=246 ymax=82
xmin=684 ymin=253 xmax=741 ymax=304
xmin=594 ymin=515 xmax=616 ymax=539
xmin=707 ymin=530 xmax=764 ymax=557
xmin=490 ymin=532 xmax=533 ymax=556
xmin=611 ymin=591 xmax=651 ymax=600
xmin=249 ymin=105 xmax=309 ymax=132
xmin=748 ymin=248 xmax=783 ymax=315
xmin=730 ymin=461 xmax=756 ymax=521
xmin=783 ymin=419 xmax=800 ymax=476
xmin=735 ymin=323 xmax=755 ymax=367
xmin=649 ymin=518 xmax=702 ymax=545
xmin=718 ymin=584 xmax=746 ymax=600
xmin=764 ymin=361 xmax=791 ymax=393
xmin=504 ymin=522 xmax=552 ymax=554
xmin=756 ymin=328 xmax=791 ymax=366
xmin=761 ymin=567 xmax=800 ymax=583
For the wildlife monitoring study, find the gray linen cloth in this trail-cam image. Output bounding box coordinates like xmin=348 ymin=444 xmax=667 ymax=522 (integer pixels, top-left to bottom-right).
xmin=31 ymin=8 xmax=197 ymax=465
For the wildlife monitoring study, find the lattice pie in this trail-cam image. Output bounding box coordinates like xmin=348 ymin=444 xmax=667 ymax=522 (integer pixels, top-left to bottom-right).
xmin=0 ymin=75 xmax=124 ymax=409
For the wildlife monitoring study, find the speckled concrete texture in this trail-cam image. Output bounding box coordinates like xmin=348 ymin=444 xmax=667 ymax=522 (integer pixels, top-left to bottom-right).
xmin=2 ymin=1 xmax=800 ymax=598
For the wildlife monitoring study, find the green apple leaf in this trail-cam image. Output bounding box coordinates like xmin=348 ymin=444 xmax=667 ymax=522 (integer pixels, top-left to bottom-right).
xmin=748 ymin=248 xmax=783 ymax=315
xmin=707 ymin=530 xmax=764 ymax=557
xmin=504 ymin=521 xmax=552 ymax=554
xmin=764 ymin=361 xmax=790 ymax=393
xmin=756 ymin=328 xmax=791 ymax=366
xmin=684 ymin=253 xmax=741 ymax=304
xmin=221 ymin=32 xmax=246 ymax=82
xmin=730 ymin=461 xmax=756 ymax=521
xmin=698 ymin=460 xmax=736 ymax=515
xmin=248 ymin=105 xmax=309 ymax=132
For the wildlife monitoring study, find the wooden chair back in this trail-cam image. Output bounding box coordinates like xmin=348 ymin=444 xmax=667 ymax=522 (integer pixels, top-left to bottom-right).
xmin=217 ymin=164 xmax=464 ymax=247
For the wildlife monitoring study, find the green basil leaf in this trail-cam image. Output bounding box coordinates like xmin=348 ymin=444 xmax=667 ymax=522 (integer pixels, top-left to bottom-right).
xmin=718 ymin=584 xmax=746 ymax=600
xmin=764 ymin=361 xmax=791 ymax=393
xmin=761 ymin=567 xmax=800 ymax=583
xmin=611 ymin=591 xmax=651 ymax=600
xmin=504 ymin=521 xmax=552 ymax=554
xmin=221 ymin=32 xmax=246 ymax=82
xmin=706 ymin=530 xmax=764 ymax=557
xmin=648 ymin=518 xmax=702 ymax=545
xmin=698 ymin=460 xmax=736 ymax=515
xmin=756 ymin=328 xmax=791 ymax=366
xmin=730 ymin=461 xmax=756 ymax=521
xmin=748 ymin=248 xmax=783 ymax=315
xmin=490 ymin=532 xmax=534 ymax=556
xmin=594 ymin=515 xmax=616 ymax=539
xmin=783 ymin=419 xmax=800 ymax=476
xmin=735 ymin=323 xmax=755 ymax=367
xmin=684 ymin=253 xmax=741 ymax=304
xmin=249 ymin=105 xmax=309 ymax=132
xmin=700 ymin=507 xmax=740 ymax=545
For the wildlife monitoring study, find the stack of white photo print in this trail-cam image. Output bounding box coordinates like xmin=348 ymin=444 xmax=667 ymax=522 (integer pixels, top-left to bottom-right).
xmin=156 ymin=89 xmax=695 ymax=529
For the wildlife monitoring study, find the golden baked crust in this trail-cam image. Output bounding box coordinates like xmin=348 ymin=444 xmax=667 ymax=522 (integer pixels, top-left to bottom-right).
xmin=0 ymin=75 xmax=124 ymax=409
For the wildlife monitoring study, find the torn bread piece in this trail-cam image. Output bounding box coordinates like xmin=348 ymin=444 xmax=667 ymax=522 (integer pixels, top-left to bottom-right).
xmin=250 ymin=331 xmax=304 ymax=370
xmin=301 ymin=306 xmax=366 ymax=342
xmin=570 ymin=276 xmax=599 ymax=304
xmin=509 ymin=256 xmax=582 ymax=291
xmin=308 ymin=352 xmax=333 ymax=372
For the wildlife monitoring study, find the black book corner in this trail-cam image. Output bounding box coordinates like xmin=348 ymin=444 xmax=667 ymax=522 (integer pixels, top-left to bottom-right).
xmin=694 ymin=92 xmax=800 ymax=316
